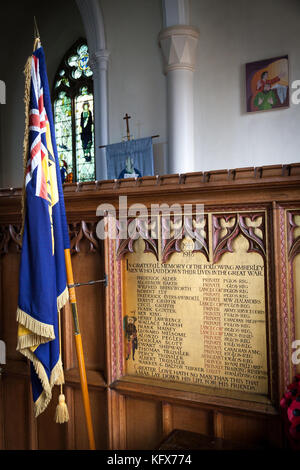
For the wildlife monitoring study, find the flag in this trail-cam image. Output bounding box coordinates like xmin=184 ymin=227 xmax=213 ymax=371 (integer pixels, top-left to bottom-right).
xmin=106 ymin=137 xmax=154 ymax=180
xmin=16 ymin=44 xmax=70 ymax=417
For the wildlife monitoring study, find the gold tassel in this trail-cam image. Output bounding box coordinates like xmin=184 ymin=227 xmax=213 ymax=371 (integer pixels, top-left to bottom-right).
xmin=54 ymin=310 xmax=69 ymax=423
xmin=55 ymin=388 xmax=69 ymax=424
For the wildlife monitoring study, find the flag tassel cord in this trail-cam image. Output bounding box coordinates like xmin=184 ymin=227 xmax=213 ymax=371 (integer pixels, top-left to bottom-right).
xmin=55 ymin=307 xmax=69 ymax=424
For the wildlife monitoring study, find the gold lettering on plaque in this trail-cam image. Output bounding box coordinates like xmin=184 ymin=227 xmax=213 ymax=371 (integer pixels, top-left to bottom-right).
xmin=123 ymin=232 xmax=269 ymax=396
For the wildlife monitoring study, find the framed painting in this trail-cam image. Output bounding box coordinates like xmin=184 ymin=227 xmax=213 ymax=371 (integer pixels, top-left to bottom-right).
xmin=246 ymin=55 xmax=289 ymax=112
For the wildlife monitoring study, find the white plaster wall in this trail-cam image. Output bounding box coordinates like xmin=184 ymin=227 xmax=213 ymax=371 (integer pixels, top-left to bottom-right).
xmin=1 ymin=0 xmax=300 ymax=187
xmin=0 ymin=0 xmax=168 ymax=187
xmin=100 ymin=0 xmax=168 ymax=170
xmin=0 ymin=0 xmax=85 ymax=188
xmin=191 ymin=0 xmax=300 ymax=171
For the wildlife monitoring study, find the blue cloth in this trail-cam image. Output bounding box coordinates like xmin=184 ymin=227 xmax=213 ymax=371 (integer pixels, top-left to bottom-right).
xmin=17 ymin=46 xmax=70 ymax=416
xmin=106 ymin=137 xmax=154 ymax=180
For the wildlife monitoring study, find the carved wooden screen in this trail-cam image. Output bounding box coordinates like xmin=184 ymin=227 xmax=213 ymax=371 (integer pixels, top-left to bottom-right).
xmin=1 ymin=164 xmax=300 ymax=450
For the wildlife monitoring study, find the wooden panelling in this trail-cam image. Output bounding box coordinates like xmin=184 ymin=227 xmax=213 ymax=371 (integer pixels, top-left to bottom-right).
xmin=37 ymin=386 xmax=68 ymax=450
xmin=2 ymin=253 xmax=21 ymax=362
xmin=73 ymin=387 xmax=107 ymax=450
xmin=125 ymin=396 xmax=163 ymax=450
xmin=68 ymin=246 xmax=105 ymax=371
xmin=0 ymin=380 xmax=3 ymax=449
xmin=3 ymin=376 xmax=30 ymax=449
xmin=0 ymin=221 xmax=109 ymax=450
xmin=171 ymin=404 xmax=212 ymax=436
xmin=0 ymin=165 xmax=299 ymax=449
xmin=162 ymin=402 xmax=173 ymax=438
xmin=222 ymin=412 xmax=282 ymax=448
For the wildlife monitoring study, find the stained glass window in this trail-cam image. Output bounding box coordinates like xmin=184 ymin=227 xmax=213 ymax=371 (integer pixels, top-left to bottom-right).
xmin=75 ymin=87 xmax=95 ymax=182
xmin=52 ymin=39 xmax=95 ymax=183
xmin=54 ymin=92 xmax=72 ymax=178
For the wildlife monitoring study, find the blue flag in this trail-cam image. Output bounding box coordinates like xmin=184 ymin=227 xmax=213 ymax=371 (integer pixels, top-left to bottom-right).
xmin=16 ymin=45 xmax=70 ymax=417
xmin=106 ymin=137 xmax=154 ymax=180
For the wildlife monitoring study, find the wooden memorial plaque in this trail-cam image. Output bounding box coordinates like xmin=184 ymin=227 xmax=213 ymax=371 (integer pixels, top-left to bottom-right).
xmin=106 ymin=208 xmax=276 ymax=404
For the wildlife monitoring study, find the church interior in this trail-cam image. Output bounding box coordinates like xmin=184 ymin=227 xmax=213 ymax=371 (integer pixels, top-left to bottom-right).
xmin=0 ymin=0 xmax=300 ymax=452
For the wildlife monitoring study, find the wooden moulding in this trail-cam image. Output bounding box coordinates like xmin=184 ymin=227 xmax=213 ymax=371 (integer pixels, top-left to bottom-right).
xmin=0 ymin=164 xmax=300 ymax=228
xmin=0 ymin=162 xmax=300 ymax=203
xmin=64 ymin=368 xmax=106 ymax=390
xmin=109 ymin=376 xmax=279 ymax=416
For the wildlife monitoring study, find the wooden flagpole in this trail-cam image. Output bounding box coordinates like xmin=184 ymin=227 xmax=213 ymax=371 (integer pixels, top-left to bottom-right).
xmin=33 ymin=16 xmax=41 ymax=51
xmin=65 ymin=249 xmax=96 ymax=450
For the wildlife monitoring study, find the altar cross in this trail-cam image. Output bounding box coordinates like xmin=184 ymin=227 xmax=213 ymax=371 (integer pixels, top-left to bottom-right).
xmin=123 ymin=113 xmax=131 ymax=141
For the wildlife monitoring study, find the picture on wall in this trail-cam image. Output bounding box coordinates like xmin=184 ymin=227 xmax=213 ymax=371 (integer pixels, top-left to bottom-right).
xmin=246 ymin=55 xmax=289 ymax=112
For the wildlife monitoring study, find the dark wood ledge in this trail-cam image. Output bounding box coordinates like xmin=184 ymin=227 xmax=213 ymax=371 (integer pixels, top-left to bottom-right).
xmin=110 ymin=376 xmax=279 ymax=416
xmin=0 ymin=163 xmax=300 ymax=221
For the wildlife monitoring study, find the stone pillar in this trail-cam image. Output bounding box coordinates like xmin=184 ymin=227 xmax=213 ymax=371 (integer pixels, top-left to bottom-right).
xmin=90 ymin=49 xmax=110 ymax=180
xmin=159 ymin=25 xmax=199 ymax=174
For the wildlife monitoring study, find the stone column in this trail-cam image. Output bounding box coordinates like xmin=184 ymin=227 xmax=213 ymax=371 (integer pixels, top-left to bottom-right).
xmin=159 ymin=25 xmax=199 ymax=174
xmin=90 ymin=49 xmax=110 ymax=180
